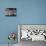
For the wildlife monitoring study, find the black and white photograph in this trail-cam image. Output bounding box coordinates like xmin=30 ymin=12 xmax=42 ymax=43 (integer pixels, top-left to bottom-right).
xmin=18 ymin=24 xmax=46 ymax=46
xmin=5 ymin=8 xmax=16 ymax=16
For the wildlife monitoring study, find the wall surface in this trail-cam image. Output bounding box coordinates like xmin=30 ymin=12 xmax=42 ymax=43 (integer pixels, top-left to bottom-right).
xmin=0 ymin=0 xmax=46 ymax=44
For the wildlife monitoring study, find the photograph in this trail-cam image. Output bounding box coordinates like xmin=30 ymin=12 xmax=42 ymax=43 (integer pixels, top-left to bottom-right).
xmin=18 ymin=24 xmax=46 ymax=46
xmin=5 ymin=8 xmax=16 ymax=16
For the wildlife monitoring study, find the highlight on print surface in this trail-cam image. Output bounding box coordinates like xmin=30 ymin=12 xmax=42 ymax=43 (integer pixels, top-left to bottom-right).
xmin=5 ymin=8 xmax=16 ymax=16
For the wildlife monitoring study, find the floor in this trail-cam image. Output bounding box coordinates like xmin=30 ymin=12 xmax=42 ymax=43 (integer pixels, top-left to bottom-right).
xmin=19 ymin=39 xmax=46 ymax=46
xmin=0 ymin=44 xmax=18 ymax=46
xmin=0 ymin=40 xmax=46 ymax=46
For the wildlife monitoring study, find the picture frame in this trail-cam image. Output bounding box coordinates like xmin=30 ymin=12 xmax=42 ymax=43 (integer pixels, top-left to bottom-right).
xmin=5 ymin=8 xmax=16 ymax=16
xmin=18 ymin=24 xmax=46 ymax=42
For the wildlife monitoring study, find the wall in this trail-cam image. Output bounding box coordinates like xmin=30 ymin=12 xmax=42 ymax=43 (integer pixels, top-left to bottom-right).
xmin=0 ymin=0 xmax=46 ymax=44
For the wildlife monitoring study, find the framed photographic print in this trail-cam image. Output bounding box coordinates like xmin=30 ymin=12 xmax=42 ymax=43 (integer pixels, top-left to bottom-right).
xmin=18 ymin=24 xmax=46 ymax=42
xmin=5 ymin=8 xmax=16 ymax=16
